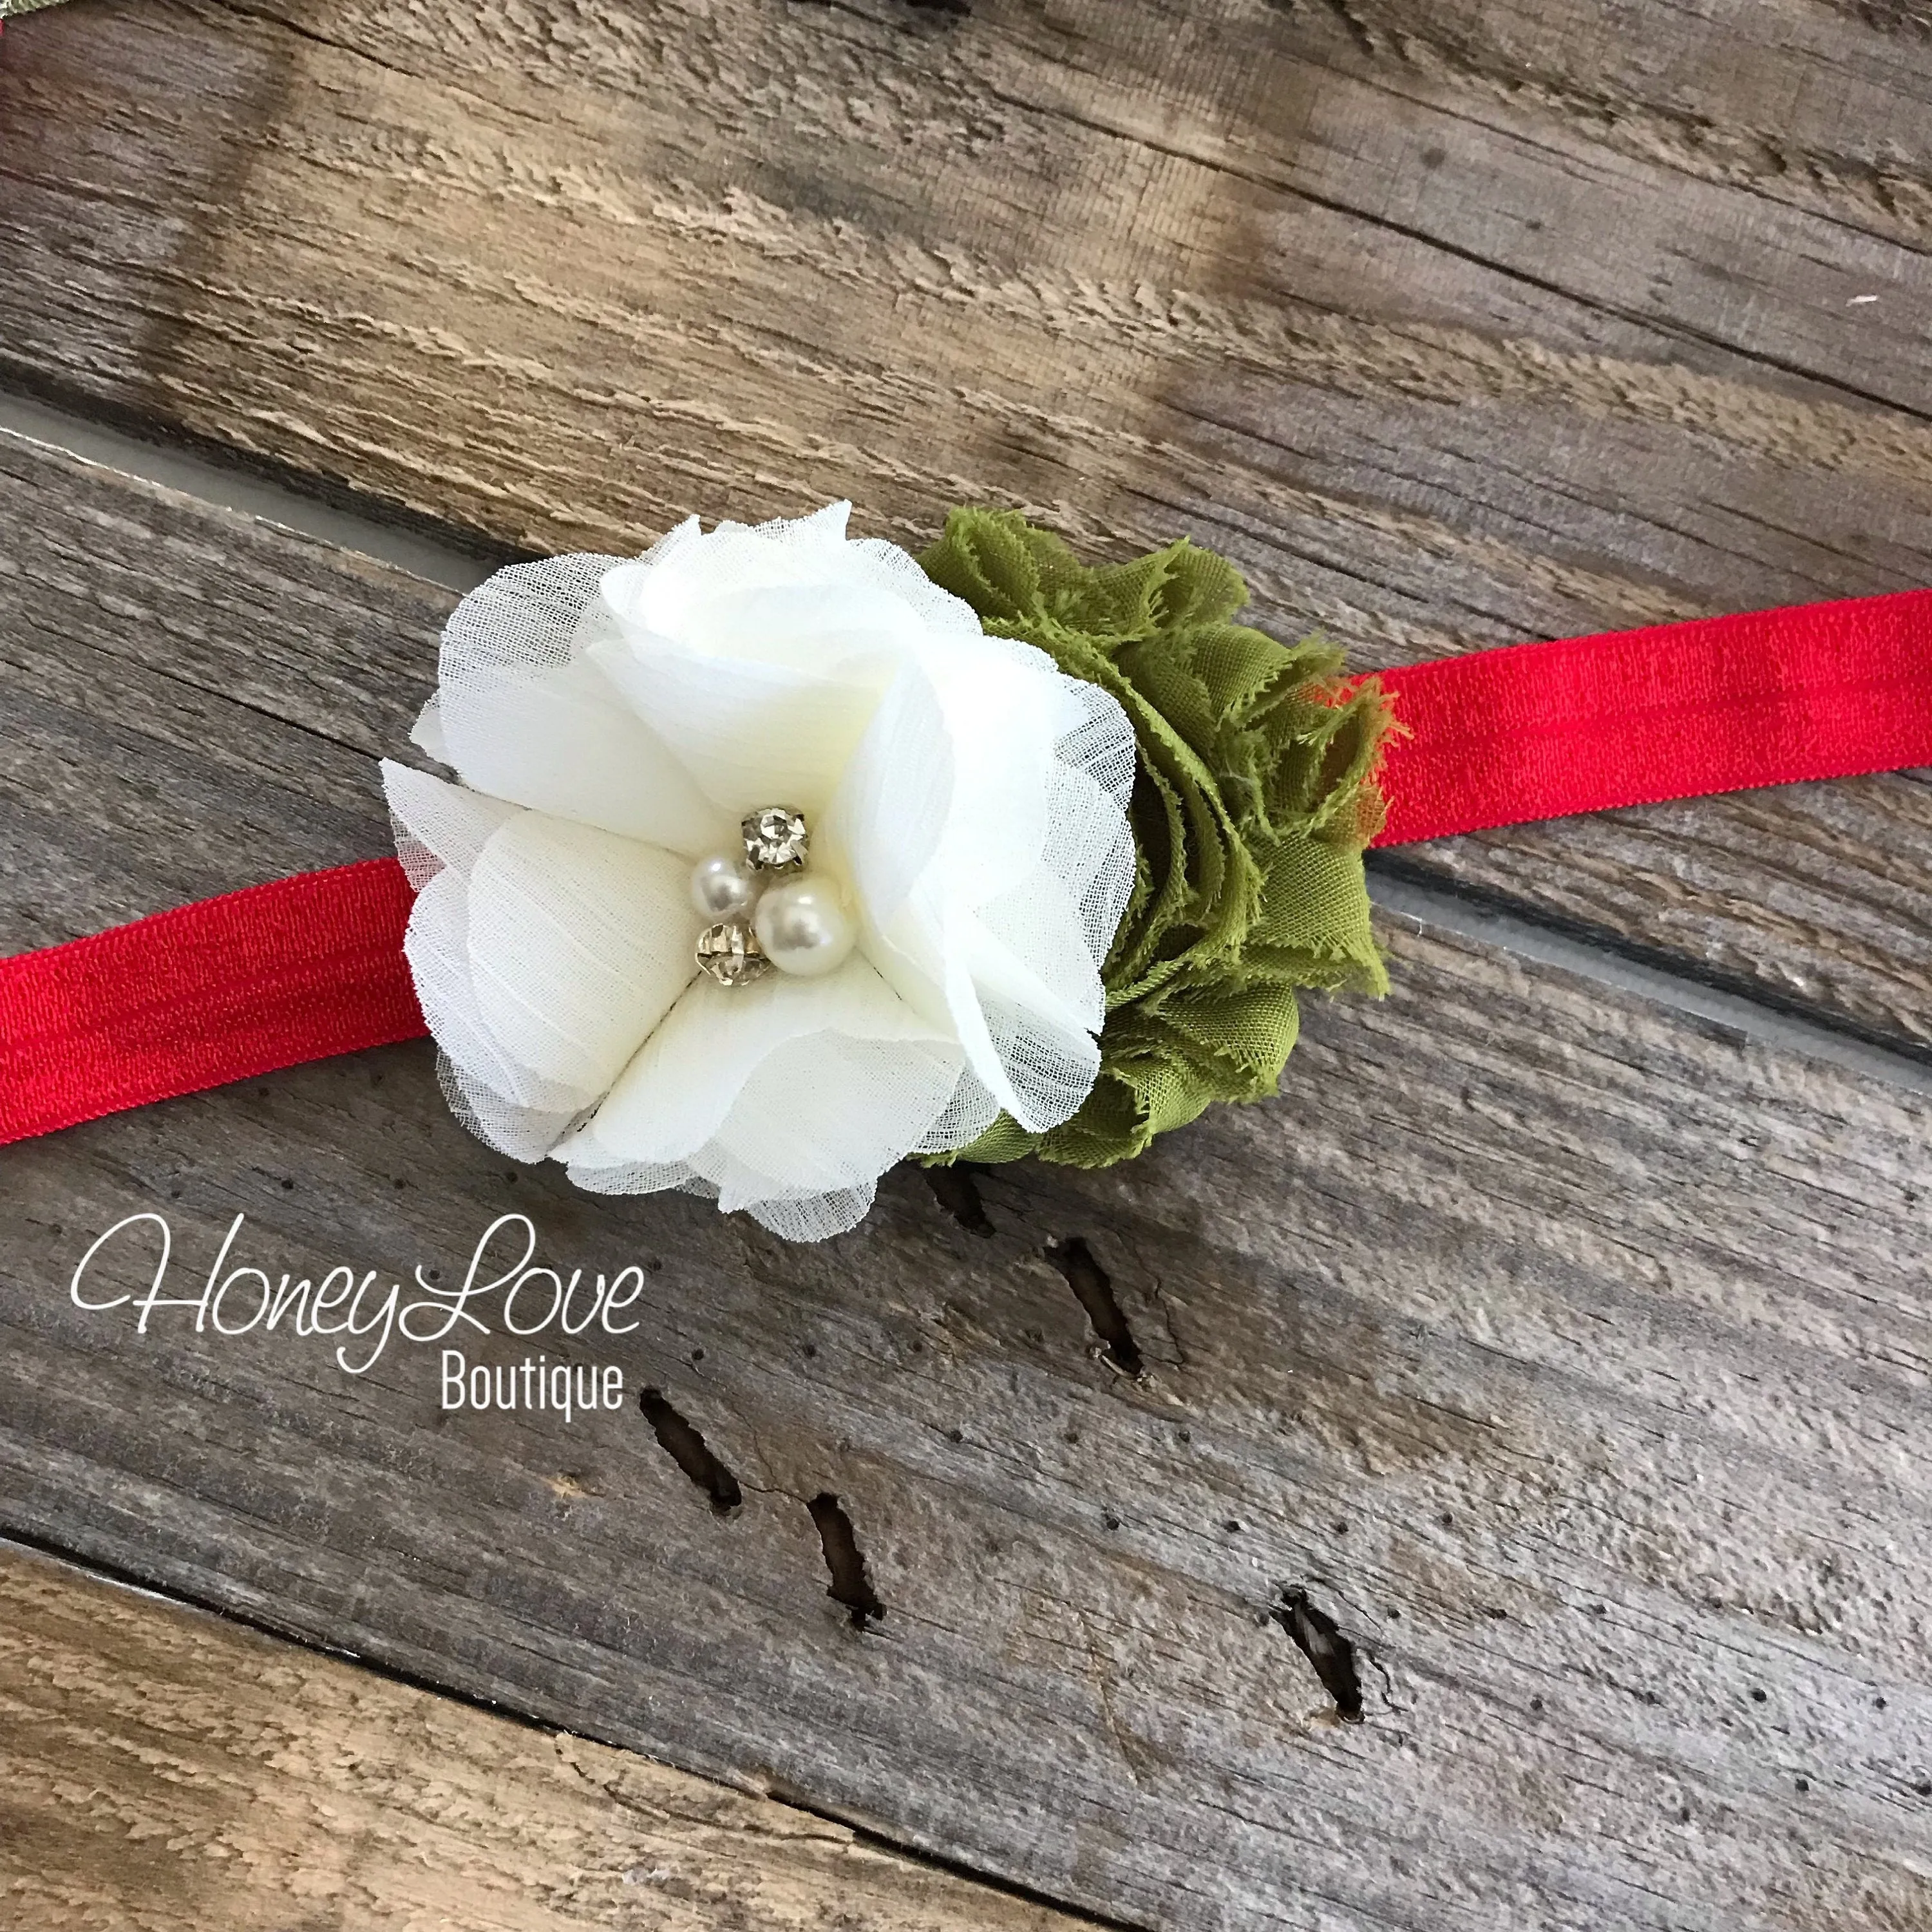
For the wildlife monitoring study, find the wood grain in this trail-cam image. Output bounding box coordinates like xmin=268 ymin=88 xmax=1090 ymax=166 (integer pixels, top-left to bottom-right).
xmin=5 ymin=434 xmax=1932 ymax=1929
xmin=0 ymin=1540 xmax=1089 ymax=1931
xmin=5 ymin=1 xmax=1932 ymax=1049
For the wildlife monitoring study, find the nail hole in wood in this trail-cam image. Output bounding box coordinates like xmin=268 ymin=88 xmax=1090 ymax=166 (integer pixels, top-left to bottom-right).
xmin=807 ymin=1492 xmax=885 ymax=1628
xmin=638 ymin=1388 xmax=743 ymax=1515
xmin=1045 ymin=1237 xmax=1144 ymax=1378
xmin=923 ymin=1164 xmax=994 ymax=1236
xmin=1271 ymin=1586 xmax=1365 ymax=1723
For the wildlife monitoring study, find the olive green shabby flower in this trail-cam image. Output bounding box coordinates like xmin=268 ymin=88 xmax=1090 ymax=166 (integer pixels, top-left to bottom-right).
xmin=918 ymin=509 xmax=1392 ymax=1168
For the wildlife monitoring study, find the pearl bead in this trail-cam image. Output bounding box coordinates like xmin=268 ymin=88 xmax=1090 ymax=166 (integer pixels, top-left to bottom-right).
xmin=688 ymin=852 xmax=761 ymax=923
xmin=754 ymin=877 xmax=857 ymax=978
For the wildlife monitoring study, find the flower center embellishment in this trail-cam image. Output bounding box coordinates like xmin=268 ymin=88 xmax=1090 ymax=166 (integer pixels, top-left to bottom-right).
xmin=690 ymin=806 xmax=857 ymax=985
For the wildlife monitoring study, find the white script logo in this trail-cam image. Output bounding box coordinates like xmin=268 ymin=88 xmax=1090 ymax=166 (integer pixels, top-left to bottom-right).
xmin=68 ymin=1212 xmax=642 ymax=1417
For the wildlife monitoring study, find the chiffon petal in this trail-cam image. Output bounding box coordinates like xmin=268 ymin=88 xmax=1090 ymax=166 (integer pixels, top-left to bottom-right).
xmin=466 ymin=813 xmax=700 ymax=1098
xmin=568 ymin=956 xmax=954 ymax=1171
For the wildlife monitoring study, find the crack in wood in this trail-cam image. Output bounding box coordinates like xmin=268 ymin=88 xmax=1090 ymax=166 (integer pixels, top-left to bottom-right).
xmin=638 ymin=1389 xmax=744 ymax=1517
xmin=807 ymin=1493 xmax=886 ymax=1629
xmin=1271 ymin=1587 xmax=1365 ymax=1723
xmin=1045 ymin=1239 xmax=1144 ymax=1379
xmin=922 ymin=1164 xmax=995 ymax=1237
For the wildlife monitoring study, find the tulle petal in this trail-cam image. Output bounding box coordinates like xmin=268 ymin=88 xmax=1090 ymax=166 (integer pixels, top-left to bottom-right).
xmin=585 ymin=508 xmax=991 ymax=820
xmin=820 ymin=641 xmax=1135 ymax=1133
xmin=410 ymin=695 xmax=450 ymax=762
xmin=600 ymin=502 xmax=853 ymax=636
xmin=382 ymin=759 xmax=518 ymax=891
xmin=385 ymin=762 xmax=701 ymax=1157
xmin=434 ymin=551 xmax=730 ymax=856
xmin=399 ymin=864 xmax=587 ymax=1170
xmin=820 ymin=660 xmax=954 ymax=937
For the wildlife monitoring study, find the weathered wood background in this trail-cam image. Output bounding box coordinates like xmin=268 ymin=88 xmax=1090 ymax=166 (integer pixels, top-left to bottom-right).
xmin=1 ymin=1538 xmax=1084 ymax=1930
xmin=2 ymin=3 xmax=1931 ymax=1928
xmin=8 ymin=0 xmax=1932 ymax=1046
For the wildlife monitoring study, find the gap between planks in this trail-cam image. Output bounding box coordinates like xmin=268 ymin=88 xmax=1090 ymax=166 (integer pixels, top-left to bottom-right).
xmin=5 ymin=382 xmax=1930 ymax=1110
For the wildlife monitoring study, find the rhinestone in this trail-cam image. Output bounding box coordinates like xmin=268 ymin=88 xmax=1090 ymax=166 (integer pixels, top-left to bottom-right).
xmin=696 ymin=921 xmax=772 ymax=987
xmin=743 ymin=804 xmax=809 ymax=872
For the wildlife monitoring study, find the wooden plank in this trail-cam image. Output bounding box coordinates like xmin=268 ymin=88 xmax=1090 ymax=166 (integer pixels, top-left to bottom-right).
xmin=0 ymin=431 xmax=437 ymax=952
xmin=5 ymin=434 xmax=1931 ymax=1929
xmin=0 ymin=1540 xmax=1089 ymax=1931
xmin=5 ymin=2 xmax=1932 ymax=1052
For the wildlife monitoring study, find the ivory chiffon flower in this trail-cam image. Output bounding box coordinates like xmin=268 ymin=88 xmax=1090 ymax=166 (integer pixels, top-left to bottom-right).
xmin=382 ymin=504 xmax=1137 ymax=1240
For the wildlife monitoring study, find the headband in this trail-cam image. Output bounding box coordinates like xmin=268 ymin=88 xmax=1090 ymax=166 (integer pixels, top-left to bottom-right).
xmin=6 ymin=503 xmax=1928 ymax=1240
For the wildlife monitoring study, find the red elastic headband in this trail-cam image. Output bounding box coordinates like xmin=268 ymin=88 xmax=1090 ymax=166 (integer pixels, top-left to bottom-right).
xmin=7 ymin=585 xmax=1931 ymax=1148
